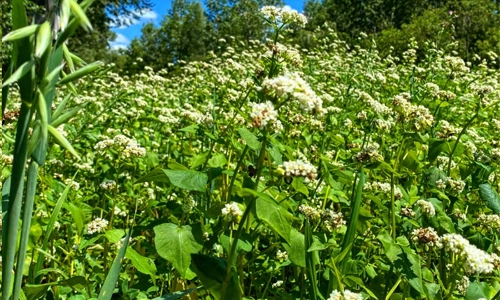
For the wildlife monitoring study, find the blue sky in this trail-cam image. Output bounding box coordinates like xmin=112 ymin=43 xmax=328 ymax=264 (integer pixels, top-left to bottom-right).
xmin=110 ymin=0 xmax=305 ymax=49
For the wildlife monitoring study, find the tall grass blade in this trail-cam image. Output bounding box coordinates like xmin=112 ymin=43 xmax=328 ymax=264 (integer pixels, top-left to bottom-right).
xmin=69 ymin=0 xmax=93 ymax=31
xmin=12 ymin=163 xmax=39 ymax=300
xmin=34 ymin=22 xmax=51 ymax=58
xmin=57 ymin=61 xmax=103 ymax=85
xmin=98 ymin=230 xmax=131 ymax=300
xmin=340 ymin=167 xmax=365 ymax=271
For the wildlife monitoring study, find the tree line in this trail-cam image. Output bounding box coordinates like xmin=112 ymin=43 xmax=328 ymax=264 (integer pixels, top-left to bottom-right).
xmin=2 ymin=0 xmax=499 ymax=74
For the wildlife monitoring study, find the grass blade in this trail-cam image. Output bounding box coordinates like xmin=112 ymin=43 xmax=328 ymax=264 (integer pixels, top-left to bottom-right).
xmin=48 ymin=124 xmax=81 ymax=160
xmin=12 ymin=162 xmax=39 ymax=300
xmin=57 ymin=61 xmax=103 ymax=85
xmin=340 ymin=167 xmax=365 ymax=271
xmin=69 ymin=0 xmax=93 ymax=31
xmin=2 ymin=24 xmax=38 ymax=43
xmin=98 ymin=230 xmax=131 ymax=300
xmin=2 ymin=60 xmax=35 ymax=88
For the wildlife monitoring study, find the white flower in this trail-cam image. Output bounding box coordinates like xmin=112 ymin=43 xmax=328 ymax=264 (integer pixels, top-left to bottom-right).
xmin=279 ymin=160 xmax=317 ymax=180
xmin=221 ymin=202 xmax=243 ymax=222
xmin=86 ymin=218 xmax=109 ymax=235
xmin=416 ymin=200 xmax=436 ymax=217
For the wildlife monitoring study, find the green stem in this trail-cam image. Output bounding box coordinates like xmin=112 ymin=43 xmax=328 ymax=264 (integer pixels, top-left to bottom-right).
xmin=446 ymin=105 xmax=479 ymax=176
xmin=221 ymin=135 xmax=267 ymax=299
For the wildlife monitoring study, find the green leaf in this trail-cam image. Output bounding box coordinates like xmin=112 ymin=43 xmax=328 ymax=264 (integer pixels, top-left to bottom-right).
xmin=125 ymin=248 xmax=156 ymax=276
xmin=151 ymin=288 xmax=197 ymax=300
xmin=2 ymin=24 xmax=38 ymax=43
xmin=135 ymin=168 xmax=170 ymax=184
xmin=190 ymin=254 xmax=242 ymax=300
xmin=34 ymin=22 xmax=51 ymax=58
xmin=478 ymin=183 xmax=500 ymax=213
xmin=154 ymin=223 xmax=203 ymax=278
xmin=291 ymin=177 xmax=309 ymax=196
xmin=57 ymin=61 xmax=102 ymax=85
xmin=465 ymin=281 xmax=489 ymax=300
xmin=24 ymin=283 xmax=56 ymax=300
xmin=104 ymin=229 xmax=125 ymax=243
xmin=255 ymin=194 xmax=292 ymax=244
xmin=377 ymin=230 xmax=402 ymax=263
xmin=163 ymin=169 xmax=208 ymax=192
xmin=2 ymin=60 xmax=35 ymax=88
xmin=283 ymin=229 xmax=305 ymax=267
xmin=238 ymin=127 xmax=261 ymax=150
xmin=63 ymin=202 xmax=84 ymax=235
xmin=48 ymin=124 xmax=80 ymax=160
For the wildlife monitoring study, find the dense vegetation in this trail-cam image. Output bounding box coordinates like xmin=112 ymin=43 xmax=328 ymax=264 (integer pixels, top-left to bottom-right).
xmin=2 ymin=0 xmax=500 ymax=300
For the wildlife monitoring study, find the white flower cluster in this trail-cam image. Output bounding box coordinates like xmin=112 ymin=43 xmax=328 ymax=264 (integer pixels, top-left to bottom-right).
xmin=95 ymin=134 xmax=146 ymax=159
xmin=477 ymin=213 xmax=500 ymax=231
xmin=299 ymin=205 xmax=321 ymax=220
xmin=322 ymin=209 xmax=346 ymax=232
xmin=249 ymin=101 xmax=283 ymax=132
xmin=86 ymin=218 xmax=109 ymax=235
xmin=100 ymin=179 xmax=117 ymax=190
xmin=64 ymin=178 xmax=80 ymax=190
xmin=271 ymin=280 xmax=284 ymax=288
xmin=114 ymin=206 xmax=127 ymax=217
xmin=411 ymin=227 xmax=441 ymax=247
xmin=456 ymin=276 xmax=470 ymax=295
xmin=279 ymin=160 xmax=318 ymax=180
xmin=416 ymin=199 xmax=436 ymax=217
xmin=328 ymin=289 xmax=363 ymax=300
xmin=276 ymin=250 xmax=288 ymax=262
xmin=363 ymin=181 xmax=403 ymax=199
xmin=354 ymin=143 xmax=384 ymax=164
xmin=261 ymin=72 xmax=324 ymax=114
xmin=439 ymin=233 xmax=494 ymax=274
xmin=359 ymin=91 xmax=392 ymax=115
xmin=221 ymin=202 xmax=243 ymax=222
xmin=260 ymin=6 xmax=307 ymax=27
xmin=391 ymin=92 xmax=434 ymax=131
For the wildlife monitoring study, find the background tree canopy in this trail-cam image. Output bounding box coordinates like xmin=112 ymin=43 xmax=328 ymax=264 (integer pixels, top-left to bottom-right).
xmin=2 ymin=0 xmax=499 ymax=74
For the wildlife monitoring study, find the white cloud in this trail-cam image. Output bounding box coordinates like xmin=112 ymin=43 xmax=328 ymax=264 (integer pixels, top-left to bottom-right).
xmin=113 ymin=33 xmax=130 ymax=44
xmin=109 ymin=33 xmax=130 ymax=50
xmin=110 ymin=8 xmax=158 ymax=29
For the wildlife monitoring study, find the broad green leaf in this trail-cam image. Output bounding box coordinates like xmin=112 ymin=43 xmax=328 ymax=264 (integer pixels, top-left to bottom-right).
xmin=190 ymin=254 xmax=242 ymax=300
xmin=34 ymin=22 xmax=51 ymax=58
xmin=255 ymin=195 xmax=292 ymax=244
xmin=135 ymin=168 xmax=170 ymax=184
xmin=238 ymin=127 xmax=261 ymax=150
xmin=125 ymin=248 xmax=156 ymax=276
xmin=163 ymin=169 xmax=208 ymax=192
xmin=48 ymin=124 xmax=80 ymax=160
xmin=283 ymin=228 xmax=305 ymax=267
xmin=2 ymin=24 xmax=38 ymax=43
xmin=2 ymin=60 xmax=35 ymax=87
xmin=24 ymin=283 xmax=56 ymax=300
xmin=57 ymin=61 xmax=102 ymax=85
xmin=104 ymin=229 xmax=125 ymax=243
xmin=398 ymin=236 xmax=425 ymax=295
xmin=154 ymin=223 xmax=203 ymax=278
xmin=478 ymin=183 xmax=500 ymax=213
xmin=465 ymin=281 xmax=490 ymax=300
xmin=208 ymin=153 xmax=227 ymax=168
xmin=377 ymin=230 xmax=402 ymax=263
xmin=291 ymin=177 xmax=308 ymax=196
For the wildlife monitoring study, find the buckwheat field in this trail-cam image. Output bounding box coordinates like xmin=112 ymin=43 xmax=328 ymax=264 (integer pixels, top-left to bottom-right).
xmin=2 ymin=2 xmax=500 ymax=300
